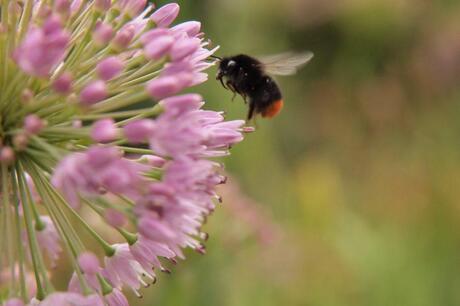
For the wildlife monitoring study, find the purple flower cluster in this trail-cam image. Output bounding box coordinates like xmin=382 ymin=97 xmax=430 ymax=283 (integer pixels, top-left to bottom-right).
xmin=0 ymin=1 xmax=251 ymax=305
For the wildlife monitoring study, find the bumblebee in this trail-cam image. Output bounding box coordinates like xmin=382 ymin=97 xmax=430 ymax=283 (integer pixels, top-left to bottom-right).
xmin=215 ymin=52 xmax=313 ymax=120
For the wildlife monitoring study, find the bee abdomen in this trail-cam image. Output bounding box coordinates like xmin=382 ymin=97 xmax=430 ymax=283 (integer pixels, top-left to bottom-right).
xmin=261 ymin=99 xmax=284 ymax=118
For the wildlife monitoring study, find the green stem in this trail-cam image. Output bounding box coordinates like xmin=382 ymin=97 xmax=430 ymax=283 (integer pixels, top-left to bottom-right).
xmin=15 ymin=165 xmax=46 ymax=300
xmin=17 ymin=0 xmax=34 ymax=41
xmin=1 ymin=164 xmax=15 ymax=296
xmin=116 ymin=104 xmax=163 ymax=126
xmin=116 ymin=146 xmax=155 ymax=155
xmin=74 ymin=107 xmax=160 ymax=121
xmin=11 ymin=170 xmax=28 ymax=300
xmin=31 ymin=167 xmax=116 ymax=257
xmin=91 ymin=90 xmax=149 ymax=113
xmin=82 ymin=198 xmax=138 ymax=245
xmin=22 ymin=160 xmax=91 ymax=295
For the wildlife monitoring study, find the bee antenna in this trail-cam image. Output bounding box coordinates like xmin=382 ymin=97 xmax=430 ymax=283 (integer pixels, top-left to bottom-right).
xmin=210 ymin=55 xmax=222 ymax=60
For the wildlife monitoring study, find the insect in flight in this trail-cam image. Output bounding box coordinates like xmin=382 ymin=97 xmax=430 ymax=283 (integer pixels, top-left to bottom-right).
xmin=214 ymin=52 xmax=313 ymax=120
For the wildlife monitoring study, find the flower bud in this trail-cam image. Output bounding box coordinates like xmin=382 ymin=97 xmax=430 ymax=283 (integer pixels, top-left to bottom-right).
xmin=79 ymin=80 xmax=107 ymax=105
xmin=93 ymin=22 xmax=114 ymax=46
xmin=160 ymin=94 xmax=203 ymax=114
xmin=146 ymin=75 xmax=189 ymax=100
xmin=94 ymin=0 xmax=111 ymax=12
xmin=24 ymin=114 xmax=45 ymax=134
xmin=96 ymin=57 xmax=124 ymax=81
xmin=52 ymin=72 xmax=73 ymax=94
xmin=0 ymin=147 xmax=15 ymax=164
xmin=170 ymin=37 xmax=201 ymax=61
xmin=123 ymin=119 xmax=155 ymax=143
xmin=21 ymin=89 xmax=34 ymax=104
xmin=4 ymin=298 xmax=24 ymax=306
xmin=91 ymin=119 xmax=118 ymax=143
xmin=13 ymin=134 xmax=29 ymax=151
xmin=151 ymin=3 xmax=180 ymax=27
xmin=119 ymin=0 xmax=147 ymax=17
xmin=144 ymin=35 xmax=174 ymax=60
xmin=104 ymin=208 xmax=127 ymax=228
xmin=171 ymin=21 xmax=201 ymax=37
xmin=78 ymin=252 xmax=100 ymax=274
xmin=111 ymin=25 xmax=135 ymax=51
xmin=139 ymin=155 xmax=166 ymax=168
xmin=55 ymin=0 xmax=71 ymax=16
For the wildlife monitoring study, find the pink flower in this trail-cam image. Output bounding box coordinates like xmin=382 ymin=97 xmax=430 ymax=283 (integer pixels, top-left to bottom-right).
xmin=55 ymin=0 xmax=71 ymax=15
xmin=91 ymin=119 xmax=118 ymax=143
xmin=52 ymin=146 xmax=146 ymax=206
xmin=123 ymin=119 xmax=155 ymax=144
xmin=4 ymin=298 xmax=24 ymax=306
xmin=97 ymin=57 xmax=124 ymax=81
xmin=38 ymin=292 xmax=104 ymax=306
xmin=104 ymin=208 xmax=127 ymax=228
xmin=130 ymin=234 xmax=175 ymax=272
xmin=52 ymin=72 xmax=73 ymax=94
xmin=24 ymin=114 xmax=45 ymax=135
xmin=139 ymin=155 xmax=166 ymax=168
xmin=50 ymin=152 xmax=88 ymax=207
xmin=146 ymin=75 xmax=192 ymax=100
xmin=78 ymin=252 xmax=101 ymax=274
xmin=14 ymin=15 xmax=69 ymax=77
xmin=170 ymin=37 xmax=201 ymax=62
xmin=36 ymin=216 xmax=62 ymax=267
xmin=151 ymin=3 xmax=180 ymax=27
xmin=68 ymin=252 xmax=102 ymax=294
xmin=93 ymin=22 xmax=114 ymax=46
xmin=147 ymin=94 xmax=244 ymax=159
xmin=3 ymin=1 xmax=250 ymax=302
xmin=103 ymin=244 xmax=155 ymax=293
xmin=132 ymin=156 xmax=231 ymax=260
xmin=144 ymin=35 xmax=175 ymax=60
xmin=117 ymin=0 xmax=147 ymax=17
xmin=171 ymin=21 xmax=202 ymax=37
xmin=0 ymin=146 xmax=15 ymax=164
xmin=79 ymin=80 xmax=108 ymax=106
xmin=202 ymin=120 xmax=246 ymax=149
xmin=111 ymin=25 xmax=135 ymax=51
xmin=95 ymin=0 xmax=111 ymax=12
xmin=104 ymin=288 xmax=129 ymax=306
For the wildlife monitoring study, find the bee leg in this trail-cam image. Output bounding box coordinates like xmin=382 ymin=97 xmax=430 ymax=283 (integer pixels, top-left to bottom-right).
xmin=253 ymin=116 xmax=259 ymax=129
xmin=242 ymin=94 xmax=248 ymax=104
xmin=219 ymin=77 xmax=228 ymax=89
xmin=247 ymin=101 xmax=255 ymax=121
xmin=226 ymin=81 xmax=238 ymax=101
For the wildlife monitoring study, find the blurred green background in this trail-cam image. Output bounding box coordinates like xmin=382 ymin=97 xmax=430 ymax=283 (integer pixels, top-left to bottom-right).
xmin=140 ymin=1 xmax=460 ymax=305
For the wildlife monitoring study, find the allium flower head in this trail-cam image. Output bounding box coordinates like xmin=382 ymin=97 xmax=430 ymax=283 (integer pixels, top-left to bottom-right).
xmin=0 ymin=1 xmax=251 ymax=304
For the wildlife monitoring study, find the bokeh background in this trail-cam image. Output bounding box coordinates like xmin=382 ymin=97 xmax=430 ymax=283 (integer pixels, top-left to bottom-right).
xmin=139 ymin=0 xmax=460 ymax=305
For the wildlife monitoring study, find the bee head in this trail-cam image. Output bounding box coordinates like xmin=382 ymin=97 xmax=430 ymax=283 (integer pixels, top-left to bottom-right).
xmin=216 ymin=58 xmax=237 ymax=80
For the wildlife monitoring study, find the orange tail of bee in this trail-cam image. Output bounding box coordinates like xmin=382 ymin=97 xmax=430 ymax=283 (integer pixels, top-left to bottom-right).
xmin=262 ymin=99 xmax=283 ymax=118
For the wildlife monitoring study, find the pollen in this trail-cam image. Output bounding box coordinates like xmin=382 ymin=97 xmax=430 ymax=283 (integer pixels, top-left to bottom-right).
xmin=262 ymin=99 xmax=284 ymax=118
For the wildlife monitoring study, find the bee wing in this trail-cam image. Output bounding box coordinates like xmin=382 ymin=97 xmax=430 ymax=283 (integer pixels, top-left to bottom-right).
xmin=259 ymin=52 xmax=314 ymax=76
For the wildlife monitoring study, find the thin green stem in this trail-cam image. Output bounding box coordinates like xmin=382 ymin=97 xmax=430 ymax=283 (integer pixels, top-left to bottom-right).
xmin=116 ymin=104 xmax=163 ymax=126
xmin=17 ymin=164 xmax=55 ymax=290
xmin=22 ymin=160 xmax=91 ymax=295
xmin=1 ymin=164 xmax=15 ymax=296
xmin=29 ymin=165 xmax=116 ymax=256
xmin=115 ymin=146 xmax=155 ymax=155
xmin=15 ymin=164 xmax=46 ymax=300
xmin=11 ymin=171 xmax=28 ymax=300
xmin=82 ymin=198 xmax=137 ymax=245
xmin=17 ymin=0 xmax=34 ymax=41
